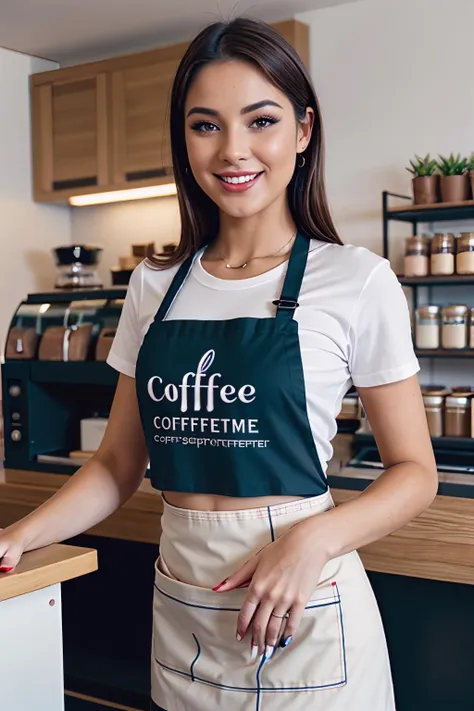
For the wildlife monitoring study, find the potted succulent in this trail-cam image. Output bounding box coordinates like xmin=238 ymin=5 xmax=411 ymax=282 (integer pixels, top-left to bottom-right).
xmin=406 ymin=154 xmax=438 ymax=204
xmin=436 ymin=153 xmax=469 ymax=203
xmin=468 ymin=153 xmax=474 ymax=199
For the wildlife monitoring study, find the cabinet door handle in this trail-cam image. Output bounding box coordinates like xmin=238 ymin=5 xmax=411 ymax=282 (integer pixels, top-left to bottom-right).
xmin=53 ymin=177 xmax=98 ymax=190
xmin=125 ymin=167 xmax=173 ymax=181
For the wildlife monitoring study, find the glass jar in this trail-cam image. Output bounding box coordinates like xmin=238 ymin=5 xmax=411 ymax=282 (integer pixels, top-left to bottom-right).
xmin=445 ymin=395 xmax=471 ymax=438
xmin=470 ymin=308 xmax=474 ymax=349
xmin=441 ymin=305 xmax=469 ymax=349
xmin=415 ymin=306 xmax=441 ymax=349
xmin=422 ymin=394 xmax=444 ymax=437
xmin=456 ymin=233 xmax=474 ymax=275
xmin=431 ymin=233 xmax=456 ymax=275
xmin=404 ymin=236 xmax=430 ymax=277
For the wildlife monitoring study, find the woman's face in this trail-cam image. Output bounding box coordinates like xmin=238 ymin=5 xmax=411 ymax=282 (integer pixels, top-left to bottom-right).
xmin=184 ymin=59 xmax=313 ymax=219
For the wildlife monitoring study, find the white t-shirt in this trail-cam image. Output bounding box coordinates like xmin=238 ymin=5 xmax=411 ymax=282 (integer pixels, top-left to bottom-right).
xmin=107 ymin=239 xmax=419 ymax=473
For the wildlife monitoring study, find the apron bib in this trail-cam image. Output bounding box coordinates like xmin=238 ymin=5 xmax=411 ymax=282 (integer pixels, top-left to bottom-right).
xmin=135 ymin=232 xmax=326 ymax=498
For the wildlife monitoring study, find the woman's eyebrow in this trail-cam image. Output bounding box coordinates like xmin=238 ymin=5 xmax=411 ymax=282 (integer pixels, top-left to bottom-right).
xmin=186 ymin=99 xmax=283 ymax=119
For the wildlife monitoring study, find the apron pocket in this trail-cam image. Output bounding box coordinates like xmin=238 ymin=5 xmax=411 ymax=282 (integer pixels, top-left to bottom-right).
xmin=152 ymin=557 xmax=347 ymax=693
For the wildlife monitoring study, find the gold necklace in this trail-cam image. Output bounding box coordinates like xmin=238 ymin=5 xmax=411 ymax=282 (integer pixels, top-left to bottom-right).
xmin=220 ymin=229 xmax=297 ymax=270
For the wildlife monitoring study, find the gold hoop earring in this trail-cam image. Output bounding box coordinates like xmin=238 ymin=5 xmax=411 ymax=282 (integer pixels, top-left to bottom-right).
xmin=297 ymin=154 xmax=306 ymax=168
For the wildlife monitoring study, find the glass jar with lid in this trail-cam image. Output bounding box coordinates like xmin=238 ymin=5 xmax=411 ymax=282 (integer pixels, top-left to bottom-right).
xmin=456 ymin=233 xmax=474 ymax=275
xmin=445 ymin=395 xmax=471 ymax=437
xmin=441 ymin=305 xmax=469 ymax=349
xmin=404 ymin=236 xmax=430 ymax=277
xmin=470 ymin=308 xmax=474 ymax=349
xmin=422 ymin=393 xmax=445 ymax=437
xmin=431 ymin=233 xmax=456 ymax=275
xmin=415 ymin=306 xmax=441 ymax=349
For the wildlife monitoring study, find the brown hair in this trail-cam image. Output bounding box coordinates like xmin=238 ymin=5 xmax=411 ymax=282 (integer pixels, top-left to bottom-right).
xmin=149 ymin=17 xmax=342 ymax=268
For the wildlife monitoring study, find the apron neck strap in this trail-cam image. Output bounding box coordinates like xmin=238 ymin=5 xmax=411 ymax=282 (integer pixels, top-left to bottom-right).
xmin=154 ymin=232 xmax=310 ymax=323
xmin=274 ymin=232 xmax=310 ymax=321
xmin=154 ymin=252 xmax=197 ymax=322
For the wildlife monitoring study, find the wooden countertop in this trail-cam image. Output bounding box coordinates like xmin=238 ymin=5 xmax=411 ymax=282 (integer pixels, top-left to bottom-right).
xmin=0 ymin=541 xmax=98 ymax=603
xmin=333 ymin=488 xmax=474 ymax=586
xmin=1 ymin=456 xmax=474 ymax=586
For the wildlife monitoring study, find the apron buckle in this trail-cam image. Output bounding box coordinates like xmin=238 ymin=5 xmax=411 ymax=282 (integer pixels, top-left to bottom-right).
xmin=272 ymin=299 xmax=299 ymax=310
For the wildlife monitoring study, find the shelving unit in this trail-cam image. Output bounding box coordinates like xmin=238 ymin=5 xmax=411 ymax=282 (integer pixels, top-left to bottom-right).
xmin=415 ymin=349 xmax=473 ymax=359
xmin=353 ymin=191 xmax=474 ymax=459
xmin=398 ymin=274 xmax=474 ymax=287
xmin=356 ymin=432 xmax=474 ymax=451
xmin=382 ymin=191 xmax=474 ymax=260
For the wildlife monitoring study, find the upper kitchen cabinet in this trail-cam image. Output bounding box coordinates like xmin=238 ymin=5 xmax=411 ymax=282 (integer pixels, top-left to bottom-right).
xmin=30 ymin=21 xmax=309 ymax=203
xmin=31 ymin=73 xmax=109 ymax=202
xmin=110 ymin=57 xmax=179 ymax=185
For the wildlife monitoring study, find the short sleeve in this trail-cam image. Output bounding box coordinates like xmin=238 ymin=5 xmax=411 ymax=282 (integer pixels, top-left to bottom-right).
xmin=349 ymin=260 xmax=420 ymax=387
xmin=106 ymin=264 xmax=143 ymax=378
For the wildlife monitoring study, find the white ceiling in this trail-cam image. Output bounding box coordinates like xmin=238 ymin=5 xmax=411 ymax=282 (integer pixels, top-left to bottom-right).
xmin=0 ymin=0 xmax=353 ymax=65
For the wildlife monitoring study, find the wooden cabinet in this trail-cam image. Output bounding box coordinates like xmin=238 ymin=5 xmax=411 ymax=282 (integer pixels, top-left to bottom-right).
xmin=30 ymin=20 xmax=309 ymax=203
xmin=31 ymin=74 xmax=109 ymax=201
xmin=110 ymin=58 xmax=179 ymax=184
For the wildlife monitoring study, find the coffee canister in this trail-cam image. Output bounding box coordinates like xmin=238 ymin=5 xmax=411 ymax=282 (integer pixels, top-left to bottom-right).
xmin=441 ymin=305 xmax=469 ymax=349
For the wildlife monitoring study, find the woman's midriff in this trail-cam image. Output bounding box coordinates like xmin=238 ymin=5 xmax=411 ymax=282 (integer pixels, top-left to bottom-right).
xmin=163 ymin=491 xmax=305 ymax=511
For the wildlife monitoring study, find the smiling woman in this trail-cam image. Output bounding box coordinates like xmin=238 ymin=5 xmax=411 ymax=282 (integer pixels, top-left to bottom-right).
xmin=0 ymin=15 xmax=437 ymax=711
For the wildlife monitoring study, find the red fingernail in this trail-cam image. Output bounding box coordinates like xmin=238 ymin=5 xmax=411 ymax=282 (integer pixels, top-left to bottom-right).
xmin=0 ymin=566 xmax=13 ymax=573
xmin=212 ymin=578 xmax=228 ymax=592
xmin=331 ymin=582 xmax=337 ymax=587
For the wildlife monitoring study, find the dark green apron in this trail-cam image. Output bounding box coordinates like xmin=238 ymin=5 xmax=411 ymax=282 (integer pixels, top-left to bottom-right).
xmin=135 ymin=232 xmax=326 ymax=497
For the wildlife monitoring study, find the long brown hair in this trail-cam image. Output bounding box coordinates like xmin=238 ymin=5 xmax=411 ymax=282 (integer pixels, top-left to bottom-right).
xmin=149 ymin=17 xmax=342 ymax=268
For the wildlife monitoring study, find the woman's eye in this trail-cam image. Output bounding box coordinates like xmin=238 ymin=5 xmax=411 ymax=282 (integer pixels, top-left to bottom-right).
xmin=251 ymin=116 xmax=278 ymax=130
xmin=190 ymin=121 xmax=219 ymax=133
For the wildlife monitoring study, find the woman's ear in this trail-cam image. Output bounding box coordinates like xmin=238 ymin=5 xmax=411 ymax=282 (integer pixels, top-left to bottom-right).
xmin=297 ymin=107 xmax=315 ymax=153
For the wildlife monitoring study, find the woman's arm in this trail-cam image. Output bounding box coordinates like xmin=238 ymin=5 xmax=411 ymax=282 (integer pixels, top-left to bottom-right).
xmin=219 ymin=374 xmax=438 ymax=655
xmin=1 ymin=374 xmax=148 ymax=560
xmin=312 ymin=374 xmax=438 ymax=558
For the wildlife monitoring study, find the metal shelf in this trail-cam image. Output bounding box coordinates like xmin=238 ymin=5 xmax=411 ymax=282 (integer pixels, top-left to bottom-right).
xmin=382 ymin=191 xmax=474 ymax=261
xmin=355 ymin=432 xmax=474 ymax=451
xmin=387 ymin=199 xmax=474 ymax=224
xmin=415 ymin=349 xmax=473 ymax=359
xmin=398 ymin=274 xmax=474 ymax=287
xmin=26 ymin=287 xmax=127 ymax=304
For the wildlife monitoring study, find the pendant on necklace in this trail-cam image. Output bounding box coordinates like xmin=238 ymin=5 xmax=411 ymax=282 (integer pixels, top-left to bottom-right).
xmin=225 ymin=262 xmax=248 ymax=269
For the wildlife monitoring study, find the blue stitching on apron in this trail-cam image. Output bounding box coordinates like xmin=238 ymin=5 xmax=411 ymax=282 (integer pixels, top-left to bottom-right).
xmin=154 ymin=658 xmax=347 ymax=692
xmin=155 ymin=582 xmax=340 ymax=611
xmin=190 ymin=634 xmax=201 ymax=681
xmin=266 ymin=506 xmax=275 ymax=542
xmin=334 ymin=582 xmax=348 ymax=683
xmin=255 ymin=654 xmax=266 ymax=711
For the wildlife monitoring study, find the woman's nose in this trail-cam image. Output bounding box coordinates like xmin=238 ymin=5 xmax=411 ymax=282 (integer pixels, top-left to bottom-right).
xmin=218 ymin=127 xmax=250 ymax=165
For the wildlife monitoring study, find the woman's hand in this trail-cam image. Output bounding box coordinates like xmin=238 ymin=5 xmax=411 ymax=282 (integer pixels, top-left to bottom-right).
xmin=213 ymin=518 xmax=328 ymax=660
xmin=0 ymin=526 xmax=28 ymax=573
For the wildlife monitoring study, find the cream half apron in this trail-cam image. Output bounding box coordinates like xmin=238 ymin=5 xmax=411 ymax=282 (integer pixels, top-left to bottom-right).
xmin=151 ymin=492 xmax=396 ymax=711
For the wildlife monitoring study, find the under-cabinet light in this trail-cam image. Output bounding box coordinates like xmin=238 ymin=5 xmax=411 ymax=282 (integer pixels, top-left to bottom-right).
xmin=69 ymin=183 xmax=177 ymax=206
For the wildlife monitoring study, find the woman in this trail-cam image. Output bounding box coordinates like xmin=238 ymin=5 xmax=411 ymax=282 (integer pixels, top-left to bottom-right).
xmin=0 ymin=18 xmax=437 ymax=711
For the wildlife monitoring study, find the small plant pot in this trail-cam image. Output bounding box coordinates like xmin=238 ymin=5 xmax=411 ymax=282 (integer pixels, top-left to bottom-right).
xmin=412 ymin=176 xmax=438 ymax=205
xmin=470 ymin=171 xmax=474 ymax=200
xmin=439 ymin=174 xmax=469 ymax=203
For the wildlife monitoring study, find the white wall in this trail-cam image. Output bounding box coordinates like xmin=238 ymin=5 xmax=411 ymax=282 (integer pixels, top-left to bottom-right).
xmin=297 ymin=0 xmax=474 ymax=386
xmin=71 ymin=196 xmax=180 ymax=286
xmin=0 ymin=48 xmax=71 ymax=354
